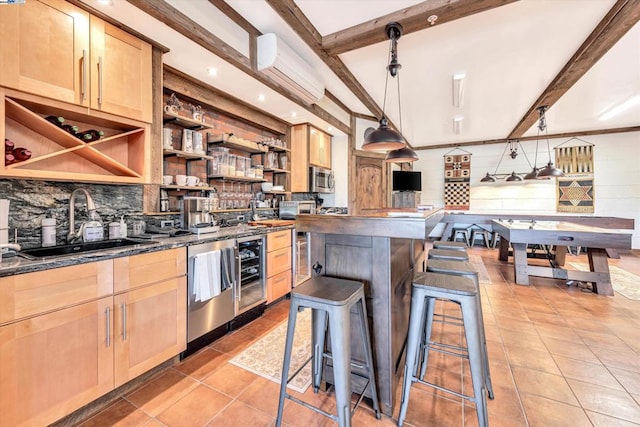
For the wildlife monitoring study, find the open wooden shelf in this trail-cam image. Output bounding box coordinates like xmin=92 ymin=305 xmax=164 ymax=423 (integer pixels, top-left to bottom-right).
xmin=207 ymin=133 xmax=268 ymax=154
xmin=207 ymin=175 xmax=267 ymax=183
xmin=163 ymin=148 xmax=213 ymax=161
xmin=163 ymin=113 xmax=211 ymax=130
xmin=1 ymin=89 xmax=149 ymax=183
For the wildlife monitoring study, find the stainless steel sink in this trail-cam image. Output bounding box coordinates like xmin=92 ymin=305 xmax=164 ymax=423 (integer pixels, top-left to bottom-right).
xmin=19 ymin=238 xmax=154 ymax=259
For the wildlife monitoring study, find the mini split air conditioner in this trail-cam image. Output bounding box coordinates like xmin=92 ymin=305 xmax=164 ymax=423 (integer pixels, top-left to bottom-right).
xmin=257 ymin=33 xmax=325 ymax=104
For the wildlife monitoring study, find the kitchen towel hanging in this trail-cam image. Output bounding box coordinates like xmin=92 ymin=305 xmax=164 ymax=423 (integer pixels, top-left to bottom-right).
xmin=192 ymin=250 xmax=222 ymax=302
xmin=220 ymin=247 xmax=235 ymax=291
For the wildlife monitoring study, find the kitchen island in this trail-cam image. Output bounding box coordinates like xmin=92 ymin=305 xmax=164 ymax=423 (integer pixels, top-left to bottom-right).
xmin=295 ymin=210 xmax=443 ymax=416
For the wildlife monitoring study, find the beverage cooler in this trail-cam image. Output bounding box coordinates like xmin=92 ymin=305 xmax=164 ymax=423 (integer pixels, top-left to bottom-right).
xmin=294 ymin=231 xmax=311 ymax=286
xmin=236 ymin=235 xmax=266 ymax=314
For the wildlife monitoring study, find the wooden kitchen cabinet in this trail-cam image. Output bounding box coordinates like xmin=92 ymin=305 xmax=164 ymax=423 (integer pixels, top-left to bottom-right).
xmin=266 ymin=229 xmax=292 ymax=303
xmin=291 ymin=124 xmax=332 ymax=192
xmin=0 ymin=296 xmax=113 ymax=427
xmin=89 ymin=16 xmax=152 ymax=123
xmin=0 ymin=0 xmax=90 ymax=107
xmin=113 ymin=277 xmax=186 ymax=387
xmin=309 ymin=127 xmax=332 ymax=169
xmin=0 ymin=248 xmax=186 ymax=426
xmin=0 ymin=0 xmax=152 ymax=123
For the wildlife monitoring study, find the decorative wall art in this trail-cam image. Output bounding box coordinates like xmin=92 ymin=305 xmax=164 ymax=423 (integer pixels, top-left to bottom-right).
xmin=555 ymin=141 xmax=594 ymax=213
xmin=444 ymin=150 xmax=471 ymax=210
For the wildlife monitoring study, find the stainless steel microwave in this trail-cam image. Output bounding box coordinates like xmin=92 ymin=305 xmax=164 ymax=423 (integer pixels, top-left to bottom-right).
xmin=309 ymin=166 xmax=334 ymax=193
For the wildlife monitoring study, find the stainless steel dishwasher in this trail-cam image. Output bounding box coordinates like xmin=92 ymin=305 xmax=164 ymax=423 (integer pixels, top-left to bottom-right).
xmin=186 ymin=238 xmax=236 ymax=345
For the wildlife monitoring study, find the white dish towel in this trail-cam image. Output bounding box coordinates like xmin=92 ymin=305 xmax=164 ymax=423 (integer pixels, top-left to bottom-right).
xmin=192 ymin=250 xmax=222 ymax=302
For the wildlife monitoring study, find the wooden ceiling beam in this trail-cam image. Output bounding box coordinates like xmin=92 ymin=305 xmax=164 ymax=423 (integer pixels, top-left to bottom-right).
xmin=507 ymin=0 xmax=640 ymax=139
xmin=322 ymin=0 xmax=518 ymax=56
xmin=415 ymin=125 xmax=640 ymax=151
xmin=126 ymin=0 xmax=350 ymax=134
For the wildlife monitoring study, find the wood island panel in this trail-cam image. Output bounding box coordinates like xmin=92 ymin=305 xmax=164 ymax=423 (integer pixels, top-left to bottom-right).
xmin=296 ymin=210 xmax=443 ymax=416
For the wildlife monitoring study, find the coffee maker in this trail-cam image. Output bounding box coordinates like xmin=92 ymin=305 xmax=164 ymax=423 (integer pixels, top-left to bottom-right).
xmin=180 ymin=196 xmax=219 ymax=234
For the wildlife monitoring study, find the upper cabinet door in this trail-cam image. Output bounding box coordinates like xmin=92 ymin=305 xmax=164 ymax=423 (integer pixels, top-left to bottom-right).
xmin=90 ymin=17 xmax=152 ymax=123
xmin=0 ymin=0 xmax=90 ymax=106
xmin=309 ymin=128 xmax=331 ymax=169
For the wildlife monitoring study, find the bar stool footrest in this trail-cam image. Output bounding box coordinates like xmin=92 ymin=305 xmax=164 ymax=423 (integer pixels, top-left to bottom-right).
xmin=414 ymin=378 xmax=479 ymax=403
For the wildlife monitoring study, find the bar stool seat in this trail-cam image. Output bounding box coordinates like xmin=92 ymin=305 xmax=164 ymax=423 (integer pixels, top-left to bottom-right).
xmin=398 ymin=272 xmax=488 ymax=427
xmin=433 ymin=240 xmax=468 ymax=251
xmin=428 ymin=248 xmax=469 ymax=261
xmin=425 ymin=259 xmax=494 ymax=399
xmin=276 ymin=276 xmax=381 ymax=427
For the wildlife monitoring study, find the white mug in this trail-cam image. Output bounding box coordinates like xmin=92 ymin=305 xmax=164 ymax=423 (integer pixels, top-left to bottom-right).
xmin=162 ymin=175 xmax=173 ymax=185
xmin=175 ymin=174 xmax=188 ymax=186
xmin=186 ymin=175 xmax=200 ymax=186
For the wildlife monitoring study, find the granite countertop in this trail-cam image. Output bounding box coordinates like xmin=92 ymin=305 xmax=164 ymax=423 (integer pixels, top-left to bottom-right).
xmin=0 ymin=224 xmax=293 ymax=277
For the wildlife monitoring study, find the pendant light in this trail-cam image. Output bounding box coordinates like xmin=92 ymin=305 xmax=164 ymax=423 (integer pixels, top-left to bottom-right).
xmin=535 ymin=106 xmax=564 ymax=178
xmin=364 ymin=22 xmax=407 ymax=152
xmin=385 ymin=146 xmax=418 ymax=163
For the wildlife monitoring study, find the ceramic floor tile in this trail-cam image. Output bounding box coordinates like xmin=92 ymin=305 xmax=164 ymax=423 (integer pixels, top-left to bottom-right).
xmin=157 ymin=384 xmax=232 ymax=427
xmin=77 ymin=399 xmax=151 ymax=427
xmin=576 ymin=329 xmax=632 ymax=351
xmin=590 ymin=346 xmax=640 ymax=373
xmin=202 ymin=363 xmax=260 ymax=398
xmin=586 ymin=410 xmax=640 ymax=427
xmin=540 ymin=335 xmax=599 ymax=363
xmin=609 ymin=367 xmax=640 ymax=396
xmin=206 ymin=400 xmax=274 ymax=427
xmin=568 ymin=378 xmax=640 ymax=423
xmin=533 ymin=322 xmax=581 ymax=341
xmin=520 ymin=393 xmax=591 ymax=427
xmin=209 ymin=329 xmax=257 ymax=356
xmin=500 ymin=329 xmax=547 ymax=352
xmin=236 ymin=377 xmax=283 ymax=417
xmin=553 ymin=354 xmax=624 ymax=390
xmin=506 ymin=347 xmax=561 ymax=375
xmin=399 ymin=387 xmax=463 ymax=427
xmin=511 ymin=366 xmax=578 ymax=405
xmin=174 ymin=347 xmax=231 ymax=381
xmin=125 ymin=368 xmax=199 ymax=417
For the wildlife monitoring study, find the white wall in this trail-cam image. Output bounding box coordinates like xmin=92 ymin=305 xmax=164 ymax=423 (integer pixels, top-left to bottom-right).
xmin=413 ymin=131 xmax=640 ymax=248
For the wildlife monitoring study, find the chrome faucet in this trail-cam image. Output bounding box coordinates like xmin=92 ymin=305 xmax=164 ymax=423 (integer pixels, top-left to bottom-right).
xmin=68 ymin=188 xmax=102 ymax=243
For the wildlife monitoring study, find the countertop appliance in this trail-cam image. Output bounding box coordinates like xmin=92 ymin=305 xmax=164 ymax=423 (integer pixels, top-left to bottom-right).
xmin=180 ymin=196 xmax=220 ymax=234
xmin=279 ymin=200 xmax=316 ymax=219
xmin=185 ymin=238 xmax=236 ymax=355
xmin=310 ymin=166 xmax=334 ymax=193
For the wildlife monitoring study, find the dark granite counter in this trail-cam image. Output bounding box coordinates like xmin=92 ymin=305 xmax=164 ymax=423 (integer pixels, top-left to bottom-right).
xmin=0 ymin=225 xmax=293 ymax=277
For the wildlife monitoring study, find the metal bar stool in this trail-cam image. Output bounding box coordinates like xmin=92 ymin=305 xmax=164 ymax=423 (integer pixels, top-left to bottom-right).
xmin=425 ymin=259 xmax=494 ymax=399
xmin=450 ymin=227 xmax=471 ymax=247
xmin=428 ymin=248 xmax=469 ymax=261
xmin=470 ymin=228 xmax=492 ymax=248
xmin=433 ymin=240 xmax=468 ymax=251
xmin=276 ymin=276 xmax=381 ymax=427
xmin=398 ymin=272 xmax=488 ymax=427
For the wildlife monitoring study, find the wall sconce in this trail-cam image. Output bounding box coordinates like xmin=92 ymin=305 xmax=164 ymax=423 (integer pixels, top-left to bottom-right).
xmin=363 ymin=22 xmax=407 ymax=152
xmin=452 ymin=73 xmax=465 ymax=108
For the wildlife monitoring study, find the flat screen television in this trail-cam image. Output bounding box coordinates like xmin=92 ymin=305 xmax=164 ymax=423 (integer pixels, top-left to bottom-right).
xmin=393 ymin=171 xmax=421 ymax=192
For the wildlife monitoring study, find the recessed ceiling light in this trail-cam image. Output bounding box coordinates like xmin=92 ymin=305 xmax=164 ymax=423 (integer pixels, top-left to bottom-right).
xmin=257 ymin=94 xmax=265 ymax=102
xmin=95 ymin=0 xmax=113 ymax=5
xmin=207 ymin=67 xmax=218 ymax=76
xmin=291 ymin=112 xmax=297 ymax=118
xmin=328 ymin=126 xmax=333 ymax=132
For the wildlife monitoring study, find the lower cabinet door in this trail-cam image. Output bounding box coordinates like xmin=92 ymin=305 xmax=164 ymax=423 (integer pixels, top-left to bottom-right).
xmin=113 ymin=277 xmax=186 ymax=387
xmin=0 ymin=297 xmax=114 ymax=427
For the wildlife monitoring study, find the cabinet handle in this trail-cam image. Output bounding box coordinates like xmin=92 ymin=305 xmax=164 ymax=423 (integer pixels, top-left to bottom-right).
xmin=81 ymin=49 xmax=87 ymax=101
xmin=105 ymin=306 xmax=111 ymax=347
xmin=275 ymin=252 xmax=287 ymax=259
xmin=121 ymin=302 xmax=127 ymax=341
xmin=97 ymin=56 xmax=103 ymax=106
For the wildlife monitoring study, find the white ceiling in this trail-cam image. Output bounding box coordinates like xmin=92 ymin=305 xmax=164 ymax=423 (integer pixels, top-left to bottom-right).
xmin=84 ymin=0 xmax=639 ymax=146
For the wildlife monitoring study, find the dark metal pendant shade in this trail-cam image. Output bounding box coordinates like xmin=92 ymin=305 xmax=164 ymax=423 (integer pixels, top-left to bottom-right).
xmin=505 ymin=171 xmax=523 ymax=181
xmin=537 ymin=161 xmax=564 ymax=178
xmin=480 ymin=172 xmax=496 ymax=182
xmin=384 ymin=146 xmax=418 ymax=163
xmin=362 ymin=117 xmax=406 ymax=151
xmin=524 ymin=167 xmax=540 ymax=180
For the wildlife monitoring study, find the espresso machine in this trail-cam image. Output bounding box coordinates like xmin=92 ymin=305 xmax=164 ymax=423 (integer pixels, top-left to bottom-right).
xmin=180 ymin=196 xmax=220 ymax=234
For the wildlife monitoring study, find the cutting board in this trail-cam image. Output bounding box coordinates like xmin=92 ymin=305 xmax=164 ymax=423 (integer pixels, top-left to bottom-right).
xmin=249 ymin=219 xmax=295 ymax=227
